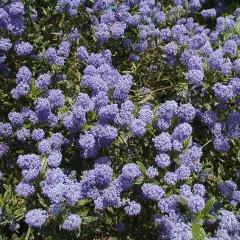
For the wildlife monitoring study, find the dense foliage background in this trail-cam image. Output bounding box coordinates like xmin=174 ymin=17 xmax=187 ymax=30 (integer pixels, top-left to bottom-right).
xmin=0 ymin=0 xmax=240 ymax=239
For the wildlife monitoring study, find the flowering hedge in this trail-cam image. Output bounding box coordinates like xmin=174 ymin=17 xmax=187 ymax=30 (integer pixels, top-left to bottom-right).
xmin=0 ymin=0 xmax=240 ymax=239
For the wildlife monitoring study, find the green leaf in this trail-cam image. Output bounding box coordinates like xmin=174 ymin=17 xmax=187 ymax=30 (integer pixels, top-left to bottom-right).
xmin=234 ymin=21 xmax=240 ymax=35
xmin=182 ymin=136 xmax=192 ymax=150
xmin=77 ymin=199 xmax=92 ymax=206
xmin=178 ymin=196 xmax=187 ymax=209
xmin=136 ymin=161 xmax=147 ymax=174
xmin=200 ymin=228 xmax=207 ymax=239
xmin=82 ymin=216 xmax=98 ymax=224
xmin=203 ymin=82 xmax=210 ymax=89
xmin=208 ymin=214 xmax=216 ymax=221
xmin=238 ymin=150 xmax=240 ymax=161
xmin=201 ymin=197 xmax=215 ymax=217
xmin=76 ymin=208 xmax=89 ymax=217
xmin=82 ymin=124 xmax=93 ymax=132
xmin=192 ymin=222 xmax=201 ymax=240
xmin=2 ymin=188 xmax=11 ymax=203
xmin=192 ymin=223 xmax=206 ymax=240
xmin=134 ymin=177 xmax=144 ymax=185
xmin=105 ymin=216 xmax=113 ymax=225
xmin=37 ymin=194 xmax=49 ymax=209
xmin=173 ymin=157 xmax=181 ymax=165
xmin=25 ymin=227 xmax=32 ymax=240
xmin=185 ymin=177 xmax=193 ymax=185
xmin=41 ymin=156 xmax=48 ymax=174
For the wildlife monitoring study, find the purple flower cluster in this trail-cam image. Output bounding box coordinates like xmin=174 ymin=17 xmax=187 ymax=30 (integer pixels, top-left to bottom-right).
xmin=218 ymin=180 xmax=240 ymax=206
xmin=16 ymin=181 xmax=35 ymax=197
xmin=155 ymin=212 xmax=193 ymax=239
xmin=45 ymin=47 xmax=65 ymax=66
xmin=0 ymin=2 xmax=25 ymax=36
xmin=62 ymin=214 xmax=82 ymax=231
xmin=124 ymin=200 xmax=141 ymax=216
xmin=56 ymin=0 xmax=84 ymax=17
xmin=14 ymin=42 xmax=33 ymax=56
xmin=0 ymin=122 xmax=12 ymax=138
xmin=11 ymin=66 xmax=32 ymax=99
xmin=25 ymin=209 xmax=47 ymax=228
xmin=1 ymin=0 xmax=240 ymax=237
xmin=41 ymin=168 xmax=82 ymax=206
xmin=17 ymin=154 xmax=42 ymax=181
xmin=141 ymin=183 xmax=165 ymax=201
xmin=0 ymin=142 xmax=9 ymax=157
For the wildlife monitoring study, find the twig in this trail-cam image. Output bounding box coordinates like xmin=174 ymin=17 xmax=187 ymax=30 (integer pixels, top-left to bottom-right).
xmin=202 ymin=140 xmax=211 ymax=148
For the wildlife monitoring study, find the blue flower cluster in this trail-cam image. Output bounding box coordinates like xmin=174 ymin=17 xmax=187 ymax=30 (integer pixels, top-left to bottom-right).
xmin=0 ymin=0 xmax=240 ymax=239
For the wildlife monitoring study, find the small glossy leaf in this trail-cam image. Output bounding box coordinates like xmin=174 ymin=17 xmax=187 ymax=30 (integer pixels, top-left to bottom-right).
xmin=82 ymin=216 xmax=98 ymax=224
xmin=77 ymin=199 xmax=92 ymax=206
xmin=192 ymin=222 xmax=201 ymax=240
xmin=136 ymin=161 xmax=147 ymax=174
xmin=201 ymin=198 xmax=215 ymax=217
